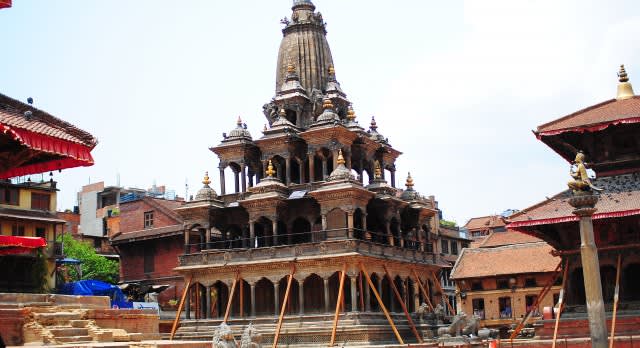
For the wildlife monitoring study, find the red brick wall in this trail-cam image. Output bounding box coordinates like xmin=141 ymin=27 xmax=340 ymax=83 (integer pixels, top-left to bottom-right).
xmin=118 ymin=199 xmax=178 ymax=233
xmin=57 ymin=211 xmax=80 ymax=235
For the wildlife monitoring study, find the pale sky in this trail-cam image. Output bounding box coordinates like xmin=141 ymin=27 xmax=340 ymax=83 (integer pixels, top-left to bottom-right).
xmin=1 ymin=1 xmax=639 ymax=225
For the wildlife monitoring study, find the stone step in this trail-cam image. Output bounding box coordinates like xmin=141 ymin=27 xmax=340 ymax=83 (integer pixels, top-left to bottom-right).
xmin=49 ymin=327 xmax=89 ymax=337
xmin=55 ymin=335 xmax=94 ymax=343
xmin=34 ymin=312 xmax=84 ymax=322
xmin=69 ymin=319 xmax=91 ymax=328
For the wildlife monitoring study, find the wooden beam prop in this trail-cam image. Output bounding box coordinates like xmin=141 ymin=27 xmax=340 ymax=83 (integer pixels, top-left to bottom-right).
xmin=510 ymin=262 xmax=563 ymax=340
xmin=384 ymin=265 xmax=423 ymax=343
xmin=411 ymin=268 xmax=434 ymax=311
xmin=430 ymin=271 xmax=454 ymax=315
xmin=552 ymin=258 xmax=570 ymax=348
xmin=223 ymin=272 xmax=240 ymax=323
xmin=609 ymin=253 xmax=622 ymax=348
xmin=273 ymin=264 xmax=296 ymax=348
xmin=170 ymin=275 xmax=193 ymax=340
xmin=360 ymin=263 xmax=404 ymax=345
xmin=330 ymin=263 xmax=348 ymax=346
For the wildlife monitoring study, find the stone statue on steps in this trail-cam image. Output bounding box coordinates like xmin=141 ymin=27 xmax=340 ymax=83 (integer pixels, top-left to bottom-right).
xmin=240 ymin=323 xmax=262 ymax=348
xmin=212 ymin=323 xmax=237 ymax=348
xmin=436 ymin=312 xmax=479 ymax=337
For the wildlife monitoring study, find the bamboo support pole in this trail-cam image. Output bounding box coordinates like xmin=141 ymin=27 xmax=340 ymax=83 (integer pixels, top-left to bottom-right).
xmin=384 ymin=265 xmax=423 ymax=343
xmin=430 ymin=271 xmax=454 ymax=315
xmin=170 ymin=275 xmax=192 ymax=340
xmin=552 ymin=258 xmax=570 ymax=348
xmin=360 ymin=263 xmax=404 ymax=345
xmin=609 ymin=254 xmax=622 ymax=348
xmin=224 ymin=272 xmax=239 ymax=322
xmin=273 ymin=264 xmax=296 ymax=348
xmin=510 ymin=262 xmax=563 ymax=340
xmin=330 ymin=263 xmax=348 ymax=346
xmin=411 ymin=268 xmax=434 ymax=311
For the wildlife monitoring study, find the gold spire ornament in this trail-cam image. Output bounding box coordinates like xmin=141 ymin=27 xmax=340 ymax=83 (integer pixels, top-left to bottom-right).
xmin=328 ymin=65 xmax=335 ymax=76
xmin=405 ymin=172 xmax=414 ymax=189
xmin=237 ymin=116 xmax=243 ymax=126
xmin=347 ymin=105 xmax=356 ymax=121
xmin=336 ymin=149 xmax=346 ymax=165
xmin=202 ymin=171 xmax=211 ymax=186
xmin=322 ymin=97 xmax=334 ymax=111
xmin=287 ymin=62 xmax=296 ymax=74
xmin=279 ymin=108 xmax=287 ymax=118
xmin=374 ymin=160 xmax=382 ymax=179
xmin=617 ymin=64 xmax=635 ymax=100
xmin=370 ymin=116 xmax=378 ymax=131
xmin=266 ymin=160 xmax=276 ymax=178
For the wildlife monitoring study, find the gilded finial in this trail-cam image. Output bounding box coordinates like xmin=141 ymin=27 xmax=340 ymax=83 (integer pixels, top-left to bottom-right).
xmin=237 ymin=116 xmax=243 ymax=126
xmin=202 ymin=171 xmax=211 ymax=186
xmin=617 ymin=64 xmax=635 ymax=100
xmin=370 ymin=116 xmax=378 ymax=131
xmin=279 ymin=108 xmax=287 ymax=118
xmin=287 ymin=62 xmax=296 ymax=74
xmin=266 ymin=160 xmax=276 ymax=178
xmin=328 ymin=65 xmax=335 ymax=76
xmin=405 ymin=172 xmax=414 ymax=189
xmin=347 ymin=105 xmax=356 ymax=121
xmin=374 ymin=160 xmax=382 ymax=179
xmin=322 ymin=97 xmax=334 ymax=111
xmin=336 ymin=149 xmax=346 ymax=165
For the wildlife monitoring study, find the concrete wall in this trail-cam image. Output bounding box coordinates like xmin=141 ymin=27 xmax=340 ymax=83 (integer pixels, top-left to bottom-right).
xmin=79 ymin=186 xmax=102 ymax=237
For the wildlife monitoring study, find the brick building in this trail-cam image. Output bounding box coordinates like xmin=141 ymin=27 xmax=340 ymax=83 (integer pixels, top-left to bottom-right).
xmin=451 ymin=230 xmax=561 ymax=330
xmin=463 ymin=215 xmax=507 ymax=242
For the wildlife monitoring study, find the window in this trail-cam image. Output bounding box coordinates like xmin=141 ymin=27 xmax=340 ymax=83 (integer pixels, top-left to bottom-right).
xmin=525 ymin=295 xmax=539 ymax=316
xmin=144 ymin=245 xmax=155 ymax=273
xmin=144 ymin=211 xmax=154 ymax=228
xmin=499 ymin=297 xmax=512 ymax=318
xmin=451 ymin=242 xmax=458 ymax=255
xmin=12 ymin=225 xmax=25 ymax=236
xmin=31 ymin=193 xmax=51 ymax=211
xmin=425 ymin=242 xmax=434 ymax=253
xmin=471 ymin=281 xmax=483 ymax=291
xmin=524 ymin=277 xmax=537 ymax=287
xmin=472 ymin=298 xmax=485 ymax=319
xmin=441 ymin=239 xmax=449 ymax=254
xmin=0 ymin=187 xmax=19 ymax=205
xmin=497 ymin=278 xmax=510 ymax=289
xmin=35 ymin=227 xmax=46 ymax=239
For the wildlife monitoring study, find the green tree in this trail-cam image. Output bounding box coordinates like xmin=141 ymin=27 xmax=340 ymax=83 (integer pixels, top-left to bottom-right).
xmin=58 ymin=234 xmax=119 ymax=284
xmin=439 ymin=219 xmax=457 ymax=228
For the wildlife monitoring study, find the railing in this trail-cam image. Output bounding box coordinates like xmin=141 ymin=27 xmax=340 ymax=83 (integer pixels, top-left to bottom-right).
xmin=179 ymin=228 xmax=441 ymax=267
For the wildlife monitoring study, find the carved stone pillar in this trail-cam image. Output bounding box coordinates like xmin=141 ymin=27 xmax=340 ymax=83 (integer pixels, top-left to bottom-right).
xmin=248 ymin=172 xmax=254 ymax=188
xmin=249 ymin=221 xmax=255 ymax=248
xmin=322 ymin=158 xmax=328 ymax=180
xmin=250 ymin=282 xmax=256 ymax=317
xmin=390 ymin=169 xmax=396 ymax=188
xmin=362 ymin=214 xmax=368 ymax=239
xmin=308 ymin=153 xmax=315 ymax=182
xmin=347 ymin=211 xmax=354 ymax=239
xmin=240 ymin=163 xmax=247 ymax=193
xmin=234 ymin=170 xmax=240 ymax=193
xmin=206 ymin=285 xmax=212 ymax=319
xmin=350 ymin=276 xmax=358 ymax=312
xmin=376 ymin=277 xmax=383 ymax=309
xmin=412 ymin=280 xmax=420 ymax=313
xmin=298 ymin=158 xmax=305 ymax=183
xmin=272 ymin=219 xmax=278 ymax=246
xmin=185 ymin=285 xmax=191 ymax=319
xmin=184 ymin=228 xmax=190 ymax=254
xmin=205 ymin=227 xmax=211 ymax=249
xmin=323 ymin=277 xmax=330 ymax=313
xmin=345 ymin=151 xmax=352 ymax=170
xmin=358 ymin=158 xmax=364 ymax=184
xmin=219 ymin=167 xmax=226 ymax=195
xmin=386 ymin=222 xmax=394 ymax=246
xmin=299 ymin=281 xmax=305 ymax=315
xmin=285 ymin=157 xmax=291 ymax=185
xmin=274 ymin=282 xmax=280 ymax=317
xmin=364 ymin=275 xmax=371 ymax=311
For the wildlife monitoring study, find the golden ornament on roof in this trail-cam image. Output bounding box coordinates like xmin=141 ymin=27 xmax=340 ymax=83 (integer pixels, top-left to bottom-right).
xmin=617 ymin=64 xmax=635 ymax=100
xmin=618 ymin=64 xmax=629 ymax=83
xmin=266 ymin=160 xmax=276 ymax=178
xmin=287 ymin=62 xmax=296 ymax=74
xmin=322 ymin=98 xmax=334 ymax=110
xmin=236 ymin=116 xmax=243 ymax=126
xmin=374 ymin=160 xmax=382 ymax=179
xmin=328 ymin=65 xmax=335 ymax=75
xmin=202 ymin=171 xmax=211 ymax=186
xmin=336 ymin=149 xmax=346 ymax=165
xmin=347 ymin=105 xmax=356 ymax=121
xmin=405 ymin=172 xmax=414 ymax=189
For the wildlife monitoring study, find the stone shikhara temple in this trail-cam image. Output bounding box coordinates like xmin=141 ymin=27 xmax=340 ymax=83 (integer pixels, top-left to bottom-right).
xmin=172 ymin=0 xmax=452 ymax=344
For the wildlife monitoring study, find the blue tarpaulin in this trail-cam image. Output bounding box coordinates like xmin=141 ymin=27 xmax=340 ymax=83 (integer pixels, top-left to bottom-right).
xmin=60 ymin=280 xmax=132 ymax=308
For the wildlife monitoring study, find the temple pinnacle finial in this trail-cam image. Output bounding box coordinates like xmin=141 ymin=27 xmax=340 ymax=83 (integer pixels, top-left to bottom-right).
xmin=617 ymin=64 xmax=635 ymax=100
xmin=370 ymin=116 xmax=378 ymax=131
xmin=322 ymin=97 xmax=334 ymax=111
xmin=328 ymin=65 xmax=335 ymax=76
xmin=374 ymin=160 xmax=382 ymax=179
xmin=279 ymin=108 xmax=287 ymax=118
xmin=347 ymin=105 xmax=356 ymax=121
xmin=237 ymin=116 xmax=243 ymax=126
xmin=337 ymin=149 xmax=346 ymax=165
xmin=287 ymin=61 xmax=296 ymax=74
xmin=202 ymin=171 xmax=211 ymax=186
xmin=266 ymin=160 xmax=276 ymax=178
xmin=405 ymin=172 xmax=414 ymax=189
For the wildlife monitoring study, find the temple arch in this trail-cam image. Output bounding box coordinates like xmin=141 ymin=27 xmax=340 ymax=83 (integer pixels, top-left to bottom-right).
xmin=303 ymin=274 xmax=325 ymax=313
xmin=328 ymin=271 xmax=351 ymax=311
xmin=278 ymin=276 xmax=300 ymax=314
xmin=255 ymin=278 xmax=275 ymax=316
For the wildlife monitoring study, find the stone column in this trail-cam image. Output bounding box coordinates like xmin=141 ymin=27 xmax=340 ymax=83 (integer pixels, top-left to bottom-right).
xmin=345 ymin=151 xmax=352 ymax=170
xmin=249 ymin=221 xmax=255 ymax=248
xmin=185 ymin=285 xmax=191 ymax=319
xmin=569 ymin=194 xmax=607 ymax=348
xmin=219 ymin=167 xmax=226 ymax=195
xmin=364 ymin=275 xmax=371 ymax=311
xmin=347 ymin=211 xmax=354 ymax=239
xmin=274 ymin=282 xmax=280 ymax=317
xmin=322 ymin=158 xmax=328 ymax=180
xmin=376 ymin=277 xmax=383 ymax=310
xmin=322 ymin=214 xmax=328 ymax=240
xmin=390 ymin=169 xmax=396 ymax=188
xmin=240 ymin=163 xmax=247 ymax=193
xmin=299 ymin=281 xmax=305 ymax=315
xmin=362 ymin=214 xmax=368 ymax=239
xmin=272 ymin=219 xmax=278 ymax=246
xmin=184 ymin=228 xmax=190 ymax=254
xmin=358 ymin=158 xmax=364 ymax=184
xmin=350 ymin=276 xmax=358 ymax=312
xmin=285 ymin=157 xmax=291 ymax=185
xmin=205 ymin=227 xmax=211 ymax=250
xmin=250 ymin=282 xmax=256 ymax=317
xmin=234 ymin=170 xmax=240 ymax=193
xmin=386 ymin=222 xmax=394 ymax=246
xmin=205 ymin=285 xmax=212 ymax=319
xmin=324 ymin=277 xmax=330 ymax=313
xmin=412 ymin=281 xmax=420 ymax=313
xmin=248 ymin=172 xmax=254 ymax=188
xmin=308 ymin=153 xmax=315 ymax=182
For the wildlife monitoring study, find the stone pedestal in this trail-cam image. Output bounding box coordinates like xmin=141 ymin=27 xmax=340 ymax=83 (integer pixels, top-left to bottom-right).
xmin=568 ymin=193 xmax=607 ymax=348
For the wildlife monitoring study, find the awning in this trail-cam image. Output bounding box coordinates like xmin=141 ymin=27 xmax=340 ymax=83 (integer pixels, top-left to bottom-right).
xmin=0 ymin=1 xmax=11 ymax=9
xmin=0 ymin=235 xmax=47 ymax=255
xmin=56 ymin=258 xmax=82 ymax=264
xmin=0 ymin=123 xmax=95 ymax=179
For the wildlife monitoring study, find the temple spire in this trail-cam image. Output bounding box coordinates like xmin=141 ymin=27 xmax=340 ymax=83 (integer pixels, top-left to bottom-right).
xmin=202 ymin=171 xmax=211 ymax=186
xmin=616 ymin=64 xmax=635 ymax=100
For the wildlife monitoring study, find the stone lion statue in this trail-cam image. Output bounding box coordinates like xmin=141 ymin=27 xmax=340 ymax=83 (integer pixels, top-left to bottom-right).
xmin=212 ymin=323 xmax=237 ymax=348
xmin=240 ymin=323 xmax=262 ymax=348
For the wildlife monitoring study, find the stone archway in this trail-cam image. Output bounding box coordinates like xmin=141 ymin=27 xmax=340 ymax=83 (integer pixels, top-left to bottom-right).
xmin=303 ymin=274 xmax=325 ymax=313
xmin=255 ymin=278 xmax=275 ymax=316
xmin=212 ymin=281 xmax=229 ymax=318
xmin=278 ymin=276 xmax=300 ymax=314
xmin=328 ymin=271 xmax=351 ymax=312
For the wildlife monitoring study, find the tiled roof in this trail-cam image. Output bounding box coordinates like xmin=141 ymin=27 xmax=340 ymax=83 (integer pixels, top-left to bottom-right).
xmin=450 ymin=242 xmax=559 ymax=280
xmin=536 ymin=96 xmax=640 ymax=135
xmin=478 ymin=230 xmax=543 ymax=248
xmin=0 ymin=207 xmax=66 ymax=223
xmin=463 ymin=215 xmax=506 ymax=231
xmin=0 ymin=93 xmax=97 ymax=147
xmin=508 ymin=172 xmax=640 ymax=228
xmin=110 ymin=224 xmax=183 ymax=244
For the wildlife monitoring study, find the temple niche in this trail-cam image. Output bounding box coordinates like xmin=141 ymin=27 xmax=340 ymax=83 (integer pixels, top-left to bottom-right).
xmin=172 ymin=1 xmax=454 ymax=345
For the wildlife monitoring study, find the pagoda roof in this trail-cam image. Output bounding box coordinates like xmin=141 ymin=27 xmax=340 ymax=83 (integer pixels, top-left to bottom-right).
xmin=535 ymin=96 xmax=640 ymax=138
xmin=477 ymin=229 xmax=543 ymax=248
xmin=508 ymin=172 xmax=640 ymax=230
xmin=0 ymin=93 xmax=97 ymax=178
xmin=463 ymin=215 xmax=507 ymax=231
